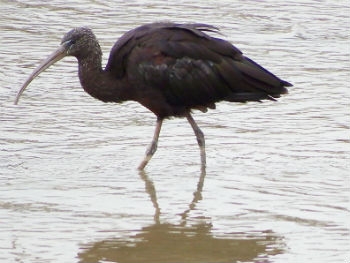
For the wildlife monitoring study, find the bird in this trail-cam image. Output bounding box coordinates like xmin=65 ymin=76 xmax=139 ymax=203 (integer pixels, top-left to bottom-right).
xmin=14 ymin=22 xmax=292 ymax=170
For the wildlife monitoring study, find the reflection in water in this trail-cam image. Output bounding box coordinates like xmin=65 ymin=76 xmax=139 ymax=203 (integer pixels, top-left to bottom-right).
xmin=78 ymin=223 xmax=282 ymax=263
xmin=78 ymin=170 xmax=284 ymax=263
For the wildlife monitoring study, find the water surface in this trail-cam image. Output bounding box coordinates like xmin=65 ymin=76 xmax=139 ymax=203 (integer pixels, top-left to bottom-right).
xmin=0 ymin=1 xmax=349 ymax=262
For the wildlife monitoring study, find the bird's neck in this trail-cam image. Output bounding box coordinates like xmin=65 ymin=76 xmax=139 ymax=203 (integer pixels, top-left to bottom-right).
xmin=77 ymin=54 xmax=128 ymax=103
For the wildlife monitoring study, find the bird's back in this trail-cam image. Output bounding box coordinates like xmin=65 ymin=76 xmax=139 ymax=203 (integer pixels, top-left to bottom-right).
xmin=105 ymin=22 xmax=291 ymax=117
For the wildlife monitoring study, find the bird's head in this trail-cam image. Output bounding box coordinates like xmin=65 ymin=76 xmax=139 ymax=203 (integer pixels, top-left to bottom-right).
xmin=61 ymin=27 xmax=100 ymax=59
xmin=14 ymin=27 xmax=99 ymax=104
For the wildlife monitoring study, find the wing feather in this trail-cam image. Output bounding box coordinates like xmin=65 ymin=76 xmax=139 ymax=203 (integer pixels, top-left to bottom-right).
xmin=105 ymin=22 xmax=291 ymax=109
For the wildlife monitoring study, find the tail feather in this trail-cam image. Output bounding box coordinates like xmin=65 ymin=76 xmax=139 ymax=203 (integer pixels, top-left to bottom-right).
xmin=223 ymin=57 xmax=291 ymax=102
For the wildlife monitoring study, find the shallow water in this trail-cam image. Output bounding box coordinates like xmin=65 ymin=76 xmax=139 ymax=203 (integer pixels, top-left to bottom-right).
xmin=0 ymin=0 xmax=349 ymax=262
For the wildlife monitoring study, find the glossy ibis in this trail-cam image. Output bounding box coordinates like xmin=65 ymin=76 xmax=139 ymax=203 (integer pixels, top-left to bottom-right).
xmin=15 ymin=22 xmax=292 ymax=170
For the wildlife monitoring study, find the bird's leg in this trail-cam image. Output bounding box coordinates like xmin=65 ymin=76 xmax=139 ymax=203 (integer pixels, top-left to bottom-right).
xmin=186 ymin=113 xmax=206 ymax=169
xmin=138 ymin=118 xmax=163 ymax=170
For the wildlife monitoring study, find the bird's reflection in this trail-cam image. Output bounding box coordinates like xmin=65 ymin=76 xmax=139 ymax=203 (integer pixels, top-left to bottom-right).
xmin=78 ymin=169 xmax=284 ymax=263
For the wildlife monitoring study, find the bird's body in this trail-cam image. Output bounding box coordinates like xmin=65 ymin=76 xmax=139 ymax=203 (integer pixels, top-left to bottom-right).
xmin=15 ymin=22 xmax=292 ymax=170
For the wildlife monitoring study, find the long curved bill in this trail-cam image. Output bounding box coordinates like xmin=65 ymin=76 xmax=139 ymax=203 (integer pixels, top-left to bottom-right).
xmin=14 ymin=44 xmax=68 ymax=105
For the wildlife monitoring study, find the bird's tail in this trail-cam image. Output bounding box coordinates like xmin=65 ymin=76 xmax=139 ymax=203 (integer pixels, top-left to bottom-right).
xmin=224 ymin=56 xmax=292 ymax=102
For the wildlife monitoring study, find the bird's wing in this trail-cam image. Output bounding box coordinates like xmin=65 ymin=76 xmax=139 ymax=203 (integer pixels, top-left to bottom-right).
xmin=105 ymin=23 xmax=224 ymax=77
xmin=106 ymin=23 xmax=291 ymax=108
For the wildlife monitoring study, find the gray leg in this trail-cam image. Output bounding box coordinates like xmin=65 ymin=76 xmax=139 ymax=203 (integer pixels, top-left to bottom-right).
xmin=138 ymin=118 xmax=163 ymax=170
xmin=186 ymin=113 xmax=206 ymax=169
